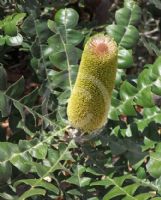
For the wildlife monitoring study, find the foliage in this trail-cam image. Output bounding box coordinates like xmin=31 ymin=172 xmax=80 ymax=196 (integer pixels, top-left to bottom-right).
xmin=0 ymin=0 xmax=161 ymax=199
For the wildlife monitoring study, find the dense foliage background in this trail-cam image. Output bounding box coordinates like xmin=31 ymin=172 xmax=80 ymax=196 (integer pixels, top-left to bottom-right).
xmin=0 ymin=0 xmax=161 ymax=199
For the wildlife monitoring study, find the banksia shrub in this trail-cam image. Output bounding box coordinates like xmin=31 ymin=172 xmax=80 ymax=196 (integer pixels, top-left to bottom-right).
xmin=67 ymin=34 xmax=118 ymax=133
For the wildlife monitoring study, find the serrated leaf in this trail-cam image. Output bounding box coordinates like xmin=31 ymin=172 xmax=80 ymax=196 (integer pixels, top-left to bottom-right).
xmin=32 ymin=162 xmax=50 ymax=177
xmin=0 ymin=142 xmax=19 ymax=183
xmin=137 ymin=69 xmax=152 ymax=89
xmin=18 ymin=188 xmax=46 ymax=200
xmin=6 ymin=76 xmax=24 ymax=99
xmin=10 ymin=152 xmax=32 ymax=173
xmin=152 ymin=56 xmax=161 ymax=76
xmin=116 ymin=5 xmax=141 ymax=26
xmin=106 ymin=2 xmax=140 ymax=50
xmin=120 ymin=81 xmax=137 ymax=100
xmin=20 ymin=88 xmax=38 ymax=107
xmin=119 ymin=99 xmax=136 ymax=115
xmin=103 ymin=186 xmax=125 ymax=200
xmin=118 ymin=48 xmax=133 ymax=68
xmin=119 ymin=25 xmax=139 ymax=49
xmin=14 ymin=179 xmax=59 ymax=194
xmin=147 ymin=146 xmax=161 ymax=178
xmin=29 ymin=143 xmax=48 ymax=159
xmin=136 ymin=87 xmax=154 ymax=107
xmin=67 ymin=165 xmax=91 ymax=187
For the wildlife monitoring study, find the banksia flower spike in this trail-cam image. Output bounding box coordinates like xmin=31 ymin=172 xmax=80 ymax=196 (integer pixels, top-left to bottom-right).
xmin=67 ymin=34 xmax=118 ymax=133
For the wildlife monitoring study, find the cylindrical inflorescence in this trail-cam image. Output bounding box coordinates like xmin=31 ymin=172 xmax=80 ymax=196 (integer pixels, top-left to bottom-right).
xmin=67 ymin=34 xmax=118 ymax=133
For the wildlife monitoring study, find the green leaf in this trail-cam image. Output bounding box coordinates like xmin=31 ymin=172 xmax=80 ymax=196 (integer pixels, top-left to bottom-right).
xmin=115 ymin=7 xmax=131 ymax=26
xmin=149 ymin=0 xmax=161 ymax=9
xmin=49 ymin=51 xmax=67 ymax=69
xmin=152 ymin=78 xmax=161 ymax=96
xmin=3 ymin=13 xmax=26 ymax=36
xmin=14 ymin=179 xmax=59 ymax=194
xmin=10 ymin=152 xmax=32 ymax=173
xmin=47 ymin=19 xmax=57 ymax=33
xmin=120 ymin=81 xmax=137 ymax=100
xmin=32 ymin=163 xmax=50 ymax=177
xmin=147 ymin=144 xmax=161 ymax=178
xmin=0 ymin=65 xmax=7 ymax=90
xmin=119 ymin=25 xmax=139 ymax=49
xmin=18 ymin=188 xmax=46 ymax=200
xmin=20 ymin=88 xmax=38 ymax=107
xmin=31 ymin=38 xmax=41 ymax=58
xmin=124 ymin=0 xmax=137 ymax=9
xmin=49 ymin=45 xmax=81 ymax=70
xmin=47 ymin=148 xmax=59 ymax=164
xmin=67 ymin=189 xmax=82 ymax=197
xmin=22 ymin=15 xmax=35 ymax=36
xmin=13 ymin=101 xmax=25 ymax=122
xmin=0 ymin=193 xmax=17 ymax=200
xmin=92 ymin=174 xmax=150 ymax=200
xmin=119 ymin=99 xmax=136 ymax=116
xmin=6 ymin=33 xmax=23 ymax=46
xmin=48 ymin=65 xmax=78 ymax=89
xmin=0 ymin=91 xmax=10 ymax=117
xmin=29 ymin=143 xmax=48 ymax=159
xmin=136 ymin=87 xmax=154 ymax=107
xmin=66 ymin=29 xmax=84 ymax=45
xmin=0 ymin=142 xmax=19 ymax=183
xmin=136 ymin=107 xmax=161 ymax=131
xmin=67 ymin=165 xmax=91 ymax=187
xmin=6 ymin=76 xmax=25 ymax=99
xmin=54 ymin=8 xmax=79 ymax=28
xmin=0 ymin=142 xmax=19 ymax=162
xmin=116 ymin=5 xmax=141 ymax=26
xmin=47 ymin=9 xmax=84 ymax=95
xmin=137 ymin=69 xmax=152 ymax=90
xmin=0 ymin=35 xmax=5 ymax=46
xmin=152 ymin=56 xmax=161 ymax=76
xmin=118 ymin=48 xmax=133 ymax=68
xmin=106 ymin=2 xmax=140 ymax=50
xmin=13 ymin=13 xmax=26 ymax=24
xmin=91 ymin=175 xmax=128 ymax=187
xmin=48 ymin=34 xmax=64 ymax=52
xmin=3 ymin=21 xmax=17 ymax=36
xmin=0 ymin=162 xmax=12 ymax=184
xmin=106 ymin=25 xmax=125 ymax=44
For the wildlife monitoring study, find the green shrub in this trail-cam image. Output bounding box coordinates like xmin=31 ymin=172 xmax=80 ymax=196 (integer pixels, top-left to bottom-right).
xmin=0 ymin=0 xmax=161 ymax=199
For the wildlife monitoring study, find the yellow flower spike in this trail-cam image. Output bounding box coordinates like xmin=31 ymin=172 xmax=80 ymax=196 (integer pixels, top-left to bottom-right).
xmin=67 ymin=34 xmax=118 ymax=133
